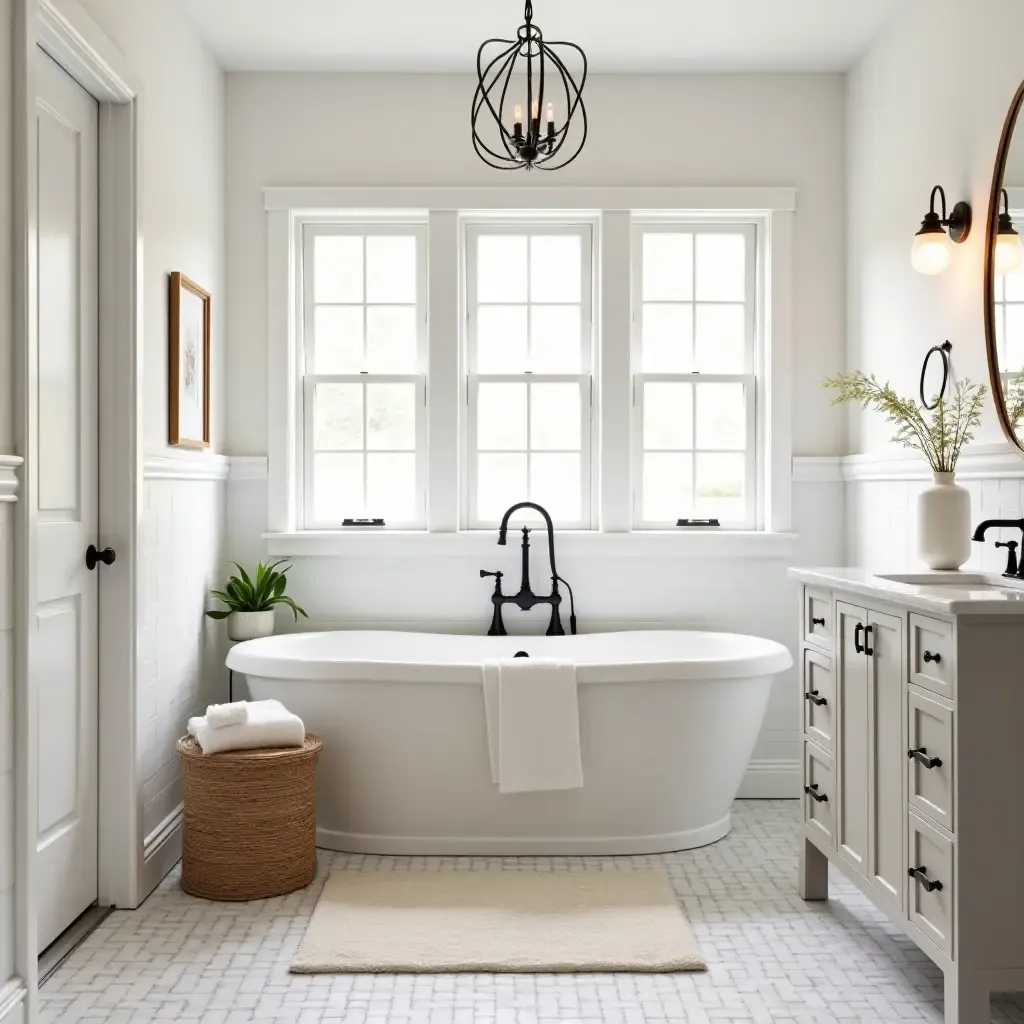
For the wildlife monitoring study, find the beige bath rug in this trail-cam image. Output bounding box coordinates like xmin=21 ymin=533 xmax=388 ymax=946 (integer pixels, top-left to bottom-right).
xmin=291 ymin=868 xmax=706 ymax=974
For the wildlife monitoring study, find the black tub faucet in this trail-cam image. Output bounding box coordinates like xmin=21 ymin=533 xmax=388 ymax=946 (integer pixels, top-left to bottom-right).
xmin=479 ymin=501 xmax=577 ymax=637
xmin=972 ymin=519 xmax=1024 ymax=578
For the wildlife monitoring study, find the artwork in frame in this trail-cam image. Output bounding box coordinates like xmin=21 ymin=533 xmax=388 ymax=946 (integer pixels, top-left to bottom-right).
xmin=168 ymin=272 xmax=211 ymax=449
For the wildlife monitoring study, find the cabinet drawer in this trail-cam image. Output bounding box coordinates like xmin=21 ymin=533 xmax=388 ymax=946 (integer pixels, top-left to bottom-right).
xmin=803 ymin=587 xmax=833 ymax=651
xmin=907 ymin=812 xmax=954 ymax=958
xmin=907 ymin=687 xmax=955 ymax=832
xmin=802 ymin=649 xmax=834 ymax=753
xmin=803 ymin=742 xmax=835 ymax=849
xmin=909 ymin=614 xmax=954 ymax=699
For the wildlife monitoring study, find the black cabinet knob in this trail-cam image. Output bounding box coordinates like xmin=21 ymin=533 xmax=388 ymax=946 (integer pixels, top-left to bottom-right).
xmin=908 ymin=866 xmax=943 ymax=892
xmin=85 ymin=545 xmax=116 ymax=571
xmin=811 ymin=616 xmax=826 ymax=627
xmin=804 ymin=783 xmax=828 ymax=803
xmin=923 ymin=650 xmax=941 ymax=664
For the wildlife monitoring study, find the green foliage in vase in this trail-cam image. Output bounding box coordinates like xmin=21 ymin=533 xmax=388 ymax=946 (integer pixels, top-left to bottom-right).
xmin=206 ymin=560 xmax=308 ymax=621
xmin=821 ymin=371 xmax=986 ymax=474
xmin=1005 ymin=373 xmax=1024 ymax=435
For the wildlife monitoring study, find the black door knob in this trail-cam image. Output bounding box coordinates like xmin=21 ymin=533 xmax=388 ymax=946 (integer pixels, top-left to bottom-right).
xmin=86 ymin=545 xmax=116 ymax=571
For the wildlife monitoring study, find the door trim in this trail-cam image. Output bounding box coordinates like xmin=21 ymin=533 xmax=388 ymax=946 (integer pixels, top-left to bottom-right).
xmin=12 ymin=1 xmax=141 ymax=1016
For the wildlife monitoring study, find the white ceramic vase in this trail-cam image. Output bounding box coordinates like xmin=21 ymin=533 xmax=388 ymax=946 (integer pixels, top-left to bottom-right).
xmin=227 ymin=609 xmax=276 ymax=642
xmin=917 ymin=472 xmax=972 ymax=570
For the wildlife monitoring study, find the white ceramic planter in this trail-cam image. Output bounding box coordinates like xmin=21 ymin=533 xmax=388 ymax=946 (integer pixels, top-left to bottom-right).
xmin=227 ymin=609 xmax=276 ymax=642
xmin=918 ymin=472 xmax=972 ymax=570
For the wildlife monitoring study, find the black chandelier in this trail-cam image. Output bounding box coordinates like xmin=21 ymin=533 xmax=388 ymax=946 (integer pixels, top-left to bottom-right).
xmin=471 ymin=0 xmax=588 ymax=171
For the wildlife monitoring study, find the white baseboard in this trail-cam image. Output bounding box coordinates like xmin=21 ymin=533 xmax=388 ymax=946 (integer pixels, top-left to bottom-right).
xmin=738 ymin=758 xmax=800 ymax=798
xmin=141 ymin=803 xmax=183 ymax=900
xmin=0 ymin=979 xmax=26 ymax=1024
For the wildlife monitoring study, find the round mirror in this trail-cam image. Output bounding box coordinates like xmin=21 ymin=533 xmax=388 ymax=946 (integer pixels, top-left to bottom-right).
xmin=986 ymin=81 xmax=1024 ymax=452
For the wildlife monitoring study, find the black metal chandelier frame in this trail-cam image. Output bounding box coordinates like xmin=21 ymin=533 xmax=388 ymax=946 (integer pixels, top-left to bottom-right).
xmin=471 ymin=0 xmax=588 ymax=171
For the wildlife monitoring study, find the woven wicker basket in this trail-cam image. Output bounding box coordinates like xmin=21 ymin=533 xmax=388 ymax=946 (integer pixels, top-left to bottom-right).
xmin=178 ymin=734 xmax=323 ymax=901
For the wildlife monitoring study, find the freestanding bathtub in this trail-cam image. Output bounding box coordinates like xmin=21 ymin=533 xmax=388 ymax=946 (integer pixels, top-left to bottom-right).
xmin=226 ymin=630 xmax=792 ymax=856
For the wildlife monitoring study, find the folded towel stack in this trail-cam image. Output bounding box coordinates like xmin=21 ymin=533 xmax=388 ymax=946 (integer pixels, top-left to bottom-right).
xmin=205 ymin=701 xmax=249 ymax=730
xmin=187 ymin=698 xmax=305 ymax=755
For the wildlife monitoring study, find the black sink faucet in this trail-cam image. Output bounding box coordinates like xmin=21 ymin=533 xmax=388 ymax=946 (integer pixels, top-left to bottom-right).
xmin=972 ymin=519 xmax=1024 ymax=578
xmin=479 ymin=501 xmax=577 ymax=637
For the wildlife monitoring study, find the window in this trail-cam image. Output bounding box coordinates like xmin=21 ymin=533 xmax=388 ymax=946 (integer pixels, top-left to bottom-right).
xmin=464 ymin=222 xmax=594 ymax=528
xmin=300 ymin=223 xmax=427 ymax=528
xmin=994 ymin=216 xmax=1024 ymax=388
xmin=632 ymin=222 xmax=758 ymax=528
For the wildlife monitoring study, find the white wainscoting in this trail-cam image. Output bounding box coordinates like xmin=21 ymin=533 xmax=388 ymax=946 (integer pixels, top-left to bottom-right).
xmin=843 ymin=444 xmax=1024 ymax=570
xmin=138 ymin=456 xmax=228 ymax=898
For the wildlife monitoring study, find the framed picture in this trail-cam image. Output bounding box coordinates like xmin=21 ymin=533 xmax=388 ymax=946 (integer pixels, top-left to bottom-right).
xmin=168 ymin=272 xmax=211 ymax=449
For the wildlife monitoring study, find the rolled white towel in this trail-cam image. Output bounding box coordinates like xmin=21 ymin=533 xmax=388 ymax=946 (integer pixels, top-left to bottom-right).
xmin=205 ymin=701 xmax=249 ymax=730
xmin=188 ymin=699 xmax=305 ymax=755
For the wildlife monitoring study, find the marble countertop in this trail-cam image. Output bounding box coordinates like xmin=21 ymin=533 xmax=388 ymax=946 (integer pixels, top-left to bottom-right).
xmin=788 ymin=567 xmax=1024 ymax=616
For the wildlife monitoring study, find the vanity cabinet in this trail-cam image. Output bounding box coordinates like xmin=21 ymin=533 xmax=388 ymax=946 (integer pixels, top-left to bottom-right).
xmin=792 ymin=569 xmax=1024 ymax=1024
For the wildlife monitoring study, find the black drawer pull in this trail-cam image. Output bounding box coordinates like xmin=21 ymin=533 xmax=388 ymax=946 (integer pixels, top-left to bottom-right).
xmin=908 ymin=866 xmax=943 ymax=892
xmin=923 ymin=650 xmax=942 ymax=664
xmin=863 ymin=623 xmax=875 ymax=656
xmin=811 ymin=616 xmax=826 ymax=627
xmin=908 ymin=747 xmax=943 ymax=769
xmin=804 ymin=783 xmax=828 ymax=803
xmin=854 ymin=622 xmax=864 ymax=654
xmin=805 ymin=689 xmax=828 ymax=706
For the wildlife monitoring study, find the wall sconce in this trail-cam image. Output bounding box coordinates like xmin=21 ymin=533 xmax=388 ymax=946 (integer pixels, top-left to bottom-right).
xmin=995 ymin=188 xmax=1024 ymax=276
xmin=911 ymin=185 xmax=972 ymax=275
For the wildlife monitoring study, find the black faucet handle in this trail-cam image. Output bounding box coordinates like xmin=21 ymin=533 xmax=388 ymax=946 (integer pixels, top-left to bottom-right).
xmin=996 ymin=540 xmax=1020 ymax=577
xmin=480 ymin=569 xmax=503 ymax=579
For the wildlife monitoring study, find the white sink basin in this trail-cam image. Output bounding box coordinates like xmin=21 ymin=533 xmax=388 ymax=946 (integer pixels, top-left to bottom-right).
xmin=875 ymin=572 xmax=1024 ymax=592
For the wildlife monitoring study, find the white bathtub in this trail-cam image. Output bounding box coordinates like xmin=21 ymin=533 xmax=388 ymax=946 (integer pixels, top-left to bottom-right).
xmin=227 ymin=630 xmax=792 ymax=856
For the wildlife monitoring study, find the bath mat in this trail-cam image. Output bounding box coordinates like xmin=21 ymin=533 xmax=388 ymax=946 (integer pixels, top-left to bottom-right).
xmin=290 ymin=868 xmax=706 ymax=974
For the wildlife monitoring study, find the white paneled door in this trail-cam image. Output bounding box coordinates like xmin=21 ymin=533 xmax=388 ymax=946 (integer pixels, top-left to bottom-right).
xmin=34 ymin=50 xmax=100 ymax=952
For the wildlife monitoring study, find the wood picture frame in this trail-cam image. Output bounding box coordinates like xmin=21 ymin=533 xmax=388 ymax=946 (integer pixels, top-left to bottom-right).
xmin=168 ymin=271 xmax=211 ymax=449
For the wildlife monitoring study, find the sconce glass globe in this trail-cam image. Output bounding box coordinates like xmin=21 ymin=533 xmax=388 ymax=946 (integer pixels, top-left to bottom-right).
xmin=995 ymin=232 xmax=1024 ymax=276
xmin=911 ymin=230 xmax=952 ymax=275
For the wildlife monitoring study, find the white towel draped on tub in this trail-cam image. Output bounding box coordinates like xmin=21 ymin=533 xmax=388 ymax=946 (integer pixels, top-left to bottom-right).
xmin=188 ymin=698 xmax=305 ymax=755
xmin=483 ymin=659 xmax=584 ymax=794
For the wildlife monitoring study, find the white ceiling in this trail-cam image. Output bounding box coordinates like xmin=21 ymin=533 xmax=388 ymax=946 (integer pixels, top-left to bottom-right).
xmin=179 ymin=0 xmax=909 ymax=74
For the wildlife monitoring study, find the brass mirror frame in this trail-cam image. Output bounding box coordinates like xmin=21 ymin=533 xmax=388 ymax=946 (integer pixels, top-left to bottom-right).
xmin=985 ymin=79 xmax=1024 ymax=455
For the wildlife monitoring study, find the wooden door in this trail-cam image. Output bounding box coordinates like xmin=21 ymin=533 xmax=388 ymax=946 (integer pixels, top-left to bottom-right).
xmin=34 ymin=49 xmax=100 ymax=951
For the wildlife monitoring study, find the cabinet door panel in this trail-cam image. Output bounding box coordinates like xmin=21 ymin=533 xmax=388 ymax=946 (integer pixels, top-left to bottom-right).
xmin=803 ymin=741 xmax=835 ymax=848
xmin=867 ymin=609 xmax=905 ymax=909
xmin=836 ymin=601 xmax=868 ymax=877
xmin=907 ymin=687 xmax=954 ymax=833
xmin=802 ymin=649 xmax=834 ymax=753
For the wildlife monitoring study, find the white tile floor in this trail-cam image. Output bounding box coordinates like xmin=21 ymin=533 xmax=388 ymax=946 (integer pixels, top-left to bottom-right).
xmin=41 ymin=800 xmax=1024 ymax=1024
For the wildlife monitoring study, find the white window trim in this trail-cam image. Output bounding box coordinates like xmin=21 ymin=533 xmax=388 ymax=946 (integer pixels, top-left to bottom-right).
xmin=298 ymin=220 xmax=429 ymax=530
xmin=462 ymin=218 xmax=596 ymax=530
xmin=264 ymin=186 xmax=795 ymax=556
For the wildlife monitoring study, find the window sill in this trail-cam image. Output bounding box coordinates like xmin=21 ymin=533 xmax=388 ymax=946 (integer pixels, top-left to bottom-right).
xmin=263 ymin=529 xmax=797 ymax=559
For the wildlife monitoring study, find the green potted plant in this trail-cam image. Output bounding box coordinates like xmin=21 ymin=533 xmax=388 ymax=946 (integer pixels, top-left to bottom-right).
xmin=822 ymin=371 xmax=986 ymax=570
xmin=206 ymin=560 xmax=308 ymax=641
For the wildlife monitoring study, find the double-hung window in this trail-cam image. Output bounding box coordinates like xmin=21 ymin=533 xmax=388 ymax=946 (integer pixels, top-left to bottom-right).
xmin=632 ymin=222 xmax=758 ymax=528
xmin=464 ymin=222 xmax=594 ymax=528
xmin=993 ymin=214 xmax=1024 ymax=397
xmin=300 ymin=222 xmax=428 ymax=528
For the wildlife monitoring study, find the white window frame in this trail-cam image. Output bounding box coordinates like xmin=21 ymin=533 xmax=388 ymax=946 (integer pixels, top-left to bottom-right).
xmin=299 ymin=220 xmax=429 ymax=530
xmin=631 ymin=220 xmax=760 ymax=530
xmin=462 ymin=219 xmax=596 ymax=530
xmin=993 ymin=189 xmax=1024 ymax=399
xmin=264 ymin=187 xmax=796 ymax=558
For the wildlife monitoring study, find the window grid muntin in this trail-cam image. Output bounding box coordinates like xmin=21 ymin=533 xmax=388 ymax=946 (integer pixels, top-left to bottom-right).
xmin=300 ymin=222 xmax=428 ymax=529
xmin=631 ymin=220 xmax=759 ymax=529
xmin=464 ymin=220 xmax=595 ymax=529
